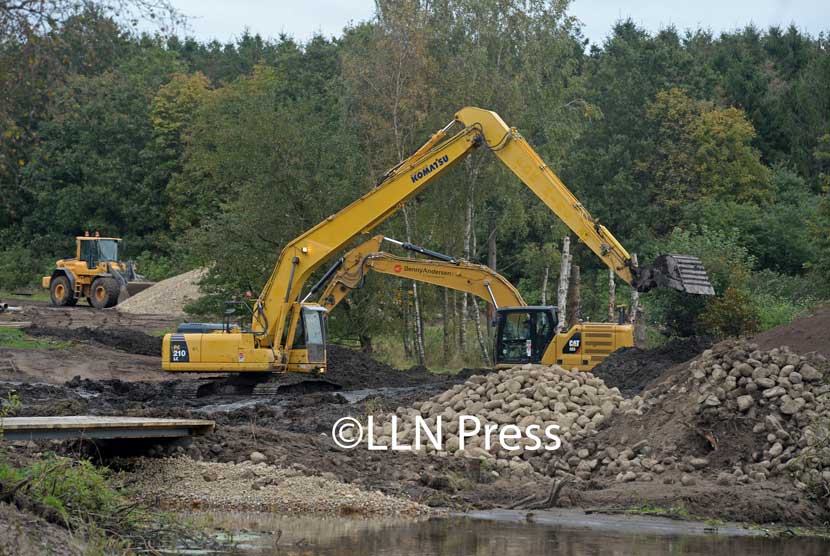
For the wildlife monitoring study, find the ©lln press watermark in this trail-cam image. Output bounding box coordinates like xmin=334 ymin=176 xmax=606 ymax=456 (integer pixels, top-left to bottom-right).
xmin=331 ymin=415 xmax=562 ymax=452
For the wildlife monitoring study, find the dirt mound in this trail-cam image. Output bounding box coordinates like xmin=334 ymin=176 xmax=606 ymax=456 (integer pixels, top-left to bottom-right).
xmin=325 ymin=345 xmax=450 ymax=389
xmin=574 ymin=340 xmax=830 ymax=524
xmin=591 ymin=336 xmax=713 ymax=397
xmin=751 ymin=305 xmax=830 ymax=356
xmin=26 ymin=325 xmax=162 ymax=356
xmin=116 ymin=268 xmax=206 ymax=315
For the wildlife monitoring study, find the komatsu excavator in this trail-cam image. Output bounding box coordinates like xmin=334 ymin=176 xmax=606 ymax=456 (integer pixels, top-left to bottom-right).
xmin=307 ymin=234 xmax=632 ymax=371
xmin=162 ymin=107 xmax=713 ymax=382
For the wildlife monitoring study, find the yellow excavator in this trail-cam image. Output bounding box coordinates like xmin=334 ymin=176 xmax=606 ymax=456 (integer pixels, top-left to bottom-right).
xmin=162 ymin=107 xmax=713 ymax=382
xmin=309 ymin=234 xmax=632 ymax=371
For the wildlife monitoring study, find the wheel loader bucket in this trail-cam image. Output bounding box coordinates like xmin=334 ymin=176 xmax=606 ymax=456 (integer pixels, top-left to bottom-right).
xmin=117 ymin=280 xmax=156 ymax=304
xmin=126 ymin=280 xmax=155 ymax=297
xmin=635 ymin=254 xmax=715 ymax=295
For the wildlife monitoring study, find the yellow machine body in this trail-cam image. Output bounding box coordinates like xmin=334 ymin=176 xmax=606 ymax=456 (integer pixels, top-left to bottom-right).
xmin=42 ymin=237 xmax=153 ymax=309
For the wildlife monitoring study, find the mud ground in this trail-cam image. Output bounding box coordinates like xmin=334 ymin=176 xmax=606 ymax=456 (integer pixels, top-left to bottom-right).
xmin=1 ymin=299 xmax=829 ymax=527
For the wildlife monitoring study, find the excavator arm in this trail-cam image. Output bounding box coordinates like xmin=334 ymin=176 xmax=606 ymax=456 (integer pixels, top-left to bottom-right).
xmin=453 ymin=108 xmax=714 ymax=295
xmin=309 ymin=235 xmax=525 ymax=312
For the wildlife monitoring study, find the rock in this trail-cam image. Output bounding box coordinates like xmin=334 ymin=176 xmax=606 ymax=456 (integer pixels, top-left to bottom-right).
xmin=780 ymin=398 xmax=805 ymax=415
xmin=689 ymin=457 xmax=709 ymax=469
xmin=799 ymin=364 xmax=822 ymax=381
xmin=505 ymin=379 xmax=521 ymax=393
xmin=702 ymin=395 xmax=721 ymax=407
xmin=769 ymin=442 xmax=783 ymax=457
xmin=202 ymin=469 xmax=220 ymax=482
xmin=755 ymin=377 xmax=776 ymax=389
xmin=762 ymin=386 xmax=786 ymax=399
xmin=680 ymin=474 xmax=696 ymax=486
xmin=716 ymin=472 xmax=735 ymax=486
xmin=737 ymin=395 xmax=754 ymax=412
xmin=621 ymin=471 xmax=637 ymax=482
xmin=249 ymin=451 xmax=268 ymax=464
xmin=250 ymin=477 xmax=270 ymax=490
xmin=210 ymin=443 xmax=223 ymax=455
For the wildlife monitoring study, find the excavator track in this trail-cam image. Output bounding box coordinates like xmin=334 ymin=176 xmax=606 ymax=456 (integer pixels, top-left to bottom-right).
xmin=173 ymin=379 xmax=220 ymax=399
xmin=172 ymin=374 xmax=342 ymax=400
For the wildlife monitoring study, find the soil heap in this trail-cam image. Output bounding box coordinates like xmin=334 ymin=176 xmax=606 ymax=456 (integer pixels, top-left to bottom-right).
xmin=751 ymin=305 xmax=830 ymax=357
xmin=325 ymin=345 xmax=450 ymax=389
xmin=26 ymin=325 xmax=162 ymax=356
xmin=590 ymin=336 xmax=712 ymax=397
xmin=568 ymin=341 xmax=830 ymax=498
xmin=378 ymin=365 xmax=633 ymax=476
xmin=116 ymin=268 xmax=206 ymax=316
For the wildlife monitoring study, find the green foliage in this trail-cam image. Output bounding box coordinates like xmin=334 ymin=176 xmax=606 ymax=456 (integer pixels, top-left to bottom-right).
xmin=644 ymin=226 xmax=756 ymax=336
xmin=0 ymin=242 xmax=49 ymax=289
xmin=0 ymin=457 xmax=122 ymax=528
xmin=641 ymin=88 xmax=770 ymax=219
xmin=0 ymin=391 xmax=21 ymax=439
xmin=700 ymin=287 xmax=760 ymax=338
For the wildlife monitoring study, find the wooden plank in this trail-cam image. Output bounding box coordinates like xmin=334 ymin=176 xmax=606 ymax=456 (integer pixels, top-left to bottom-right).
xmin=0 ymin=416 xmax=214 ymax=441
xmin=2 ymin=416 xmax=213 ymax=430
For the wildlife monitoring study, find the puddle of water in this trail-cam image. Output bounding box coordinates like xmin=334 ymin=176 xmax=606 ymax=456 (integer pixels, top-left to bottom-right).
xmin=172 ymin=510 xmax=830 ymax=556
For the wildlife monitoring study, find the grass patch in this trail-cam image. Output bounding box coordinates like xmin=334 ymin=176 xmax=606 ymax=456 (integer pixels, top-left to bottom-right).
xmin=627 ymin=503 xmax=691 ymax=520
xmin=0 ymin=328 xmax=70 ymax=349
xmin=0 ymin=290 xmax=50 ymax=303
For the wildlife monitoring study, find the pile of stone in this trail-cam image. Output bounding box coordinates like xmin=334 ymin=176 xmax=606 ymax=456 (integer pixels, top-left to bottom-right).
xmin=130 ymin=454 xmax=428 ymax=515
xmin=116 ymin=267 xmax=206 ymax=315
xmin=690 ymin=342 xmax=829 ymax=489
xmin=379 ymin=364 xmax=633 ymax=476
xmin=563 ymin=341 xmax=830 ymax=490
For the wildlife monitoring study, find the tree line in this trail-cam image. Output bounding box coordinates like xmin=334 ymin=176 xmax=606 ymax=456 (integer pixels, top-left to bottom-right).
xmin=1 ymin=0 xmax=828 ymax=365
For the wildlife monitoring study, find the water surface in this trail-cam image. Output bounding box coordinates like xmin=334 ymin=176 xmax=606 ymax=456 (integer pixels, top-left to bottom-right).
xmin=179 ymin=510 xmax=830 ymax=555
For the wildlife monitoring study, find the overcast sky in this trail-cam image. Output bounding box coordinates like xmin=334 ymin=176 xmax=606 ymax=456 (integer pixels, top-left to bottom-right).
xmin=167 ymin=0 xmax=829 ymax=45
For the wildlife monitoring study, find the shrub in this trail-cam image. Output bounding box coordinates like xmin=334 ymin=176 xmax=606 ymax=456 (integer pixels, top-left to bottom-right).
xmin=699 ymin=287 xmax=759 ymax=338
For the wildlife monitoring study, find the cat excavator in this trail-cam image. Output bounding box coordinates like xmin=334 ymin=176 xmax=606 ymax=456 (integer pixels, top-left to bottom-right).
xmin=307 ymin=234 xmax=632 ymax=371
xmin=162 ymin=107 xmax=713 ymax=388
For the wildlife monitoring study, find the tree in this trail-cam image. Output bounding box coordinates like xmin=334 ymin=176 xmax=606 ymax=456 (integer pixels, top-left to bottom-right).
xmin=640 ymin=88 xmax=770 ymax=222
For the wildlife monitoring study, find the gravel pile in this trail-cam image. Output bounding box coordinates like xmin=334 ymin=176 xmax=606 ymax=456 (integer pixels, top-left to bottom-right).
xmin=380 ymin=364 xmax=633 ymax=476
xmin=116 ymin=268 xmax=206 ymax=316
xmin=567 ymin=341 xmax=830 ymax=492
xmin=129 ymin=455 xmax=428 ymax=516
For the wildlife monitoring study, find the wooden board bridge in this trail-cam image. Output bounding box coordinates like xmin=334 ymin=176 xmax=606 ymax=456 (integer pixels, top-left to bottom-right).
xmin=1 ymin=416 xmax=214 ymax=441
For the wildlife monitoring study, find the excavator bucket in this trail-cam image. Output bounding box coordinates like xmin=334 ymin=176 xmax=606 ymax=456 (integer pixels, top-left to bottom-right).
xmin=635 ymin=254 xmax=715 ymax=295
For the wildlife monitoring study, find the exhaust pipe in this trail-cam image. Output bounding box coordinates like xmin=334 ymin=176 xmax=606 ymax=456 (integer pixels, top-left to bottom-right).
xmin=633 ymin=254 xmax=715 ymax=295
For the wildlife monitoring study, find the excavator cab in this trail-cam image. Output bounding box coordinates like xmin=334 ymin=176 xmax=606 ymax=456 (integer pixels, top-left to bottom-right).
xmin=289 ymin=305 xmax=328 ymax=365
xmin=494 ymin=306 xmax=558 ymax=365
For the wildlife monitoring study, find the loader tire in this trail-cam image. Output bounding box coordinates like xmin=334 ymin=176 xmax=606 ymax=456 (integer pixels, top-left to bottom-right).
xmin=50 ymin=275 xmax=76 ymax=307
xmin=89 ymin=277 xmax=119 ymax=309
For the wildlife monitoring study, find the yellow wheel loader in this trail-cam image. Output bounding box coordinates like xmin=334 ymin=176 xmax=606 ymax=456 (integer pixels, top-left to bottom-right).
xmin=310 ymin=234 xmax=633 ymax=372
xmin=161 ymin=107 xmax=714 ymax=389
xmin=41 ymin=235 xmax=155 ymax=309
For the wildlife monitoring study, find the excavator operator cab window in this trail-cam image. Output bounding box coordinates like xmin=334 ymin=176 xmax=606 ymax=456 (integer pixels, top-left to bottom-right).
xmin=495 ymin=307 xmax=557 ymax=365
xmin=292 ymin=306 xmax=327 ymax=363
